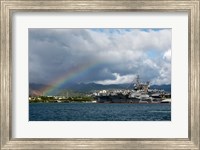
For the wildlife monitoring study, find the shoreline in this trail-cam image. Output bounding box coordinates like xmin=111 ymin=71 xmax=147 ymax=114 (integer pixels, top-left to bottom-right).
xmin=29 ymin=102 xmax=171 ymax=104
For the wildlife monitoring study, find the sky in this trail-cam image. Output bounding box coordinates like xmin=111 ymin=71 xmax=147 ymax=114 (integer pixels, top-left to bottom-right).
xmin=29 ymin=28 xmax=171 ymax=86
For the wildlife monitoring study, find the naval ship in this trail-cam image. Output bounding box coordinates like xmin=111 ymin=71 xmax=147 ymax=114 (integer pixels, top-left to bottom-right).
xmin=95 ymin=75 xmax=171 ymax=104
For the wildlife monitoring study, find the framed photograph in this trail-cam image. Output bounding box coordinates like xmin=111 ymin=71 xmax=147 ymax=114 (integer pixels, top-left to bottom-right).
xmin=0 ymin=0 xmax=199 ymax=149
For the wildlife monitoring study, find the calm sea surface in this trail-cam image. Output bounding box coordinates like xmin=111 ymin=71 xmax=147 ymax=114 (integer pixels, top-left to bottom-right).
xmin=29 ymin=103 xmax=171 ymax=121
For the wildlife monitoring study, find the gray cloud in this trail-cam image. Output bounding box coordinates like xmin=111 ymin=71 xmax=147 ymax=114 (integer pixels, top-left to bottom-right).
xmin=29 ymin=28 xmax=171 ymax=85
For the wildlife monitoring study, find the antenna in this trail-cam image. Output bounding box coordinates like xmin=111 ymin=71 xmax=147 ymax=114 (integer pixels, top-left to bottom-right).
xmin=136 ymin=75 xmax=140 ymax=84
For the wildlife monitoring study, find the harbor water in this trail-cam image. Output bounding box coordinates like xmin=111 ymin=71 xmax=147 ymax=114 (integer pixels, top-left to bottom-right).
xmin=29 ymin=103 xmax=171 ymax=121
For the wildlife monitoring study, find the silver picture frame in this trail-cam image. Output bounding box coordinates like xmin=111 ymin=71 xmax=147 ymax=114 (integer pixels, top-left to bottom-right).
xmin=0 ymin=0 xmax=199 ymax=149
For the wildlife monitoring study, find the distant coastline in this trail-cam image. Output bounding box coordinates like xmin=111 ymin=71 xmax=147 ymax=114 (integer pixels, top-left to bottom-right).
xmin=29 ymin=77 xmax=171 ymax=104
xmin=29 ymin=95 xmax=96 ymax=103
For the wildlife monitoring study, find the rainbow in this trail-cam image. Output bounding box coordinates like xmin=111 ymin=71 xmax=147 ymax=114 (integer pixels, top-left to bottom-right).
xmin=41 ymin=60 xmax=102 ymax=96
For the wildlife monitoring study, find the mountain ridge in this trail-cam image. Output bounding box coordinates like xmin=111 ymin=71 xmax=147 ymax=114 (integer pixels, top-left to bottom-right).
xmin=29 ymin=82 xmax=171 ymax=96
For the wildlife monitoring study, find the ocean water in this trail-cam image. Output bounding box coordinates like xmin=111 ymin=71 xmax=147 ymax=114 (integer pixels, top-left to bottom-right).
xmin=29 ymin=103 xmax=171 ymax=121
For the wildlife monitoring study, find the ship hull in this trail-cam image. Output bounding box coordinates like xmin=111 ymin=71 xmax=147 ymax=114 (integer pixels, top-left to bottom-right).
xmin=96 ymin=95 xmax=141 ymax=103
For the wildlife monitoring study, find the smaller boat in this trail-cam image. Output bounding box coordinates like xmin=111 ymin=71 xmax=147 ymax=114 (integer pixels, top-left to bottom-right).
xmin=161 ymin=99 xmax=171 ymax=103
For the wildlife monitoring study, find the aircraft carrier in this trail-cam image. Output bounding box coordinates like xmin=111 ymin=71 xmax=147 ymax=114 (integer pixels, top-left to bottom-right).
xmin=94 ymin=75 xmax=171 ymax=104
